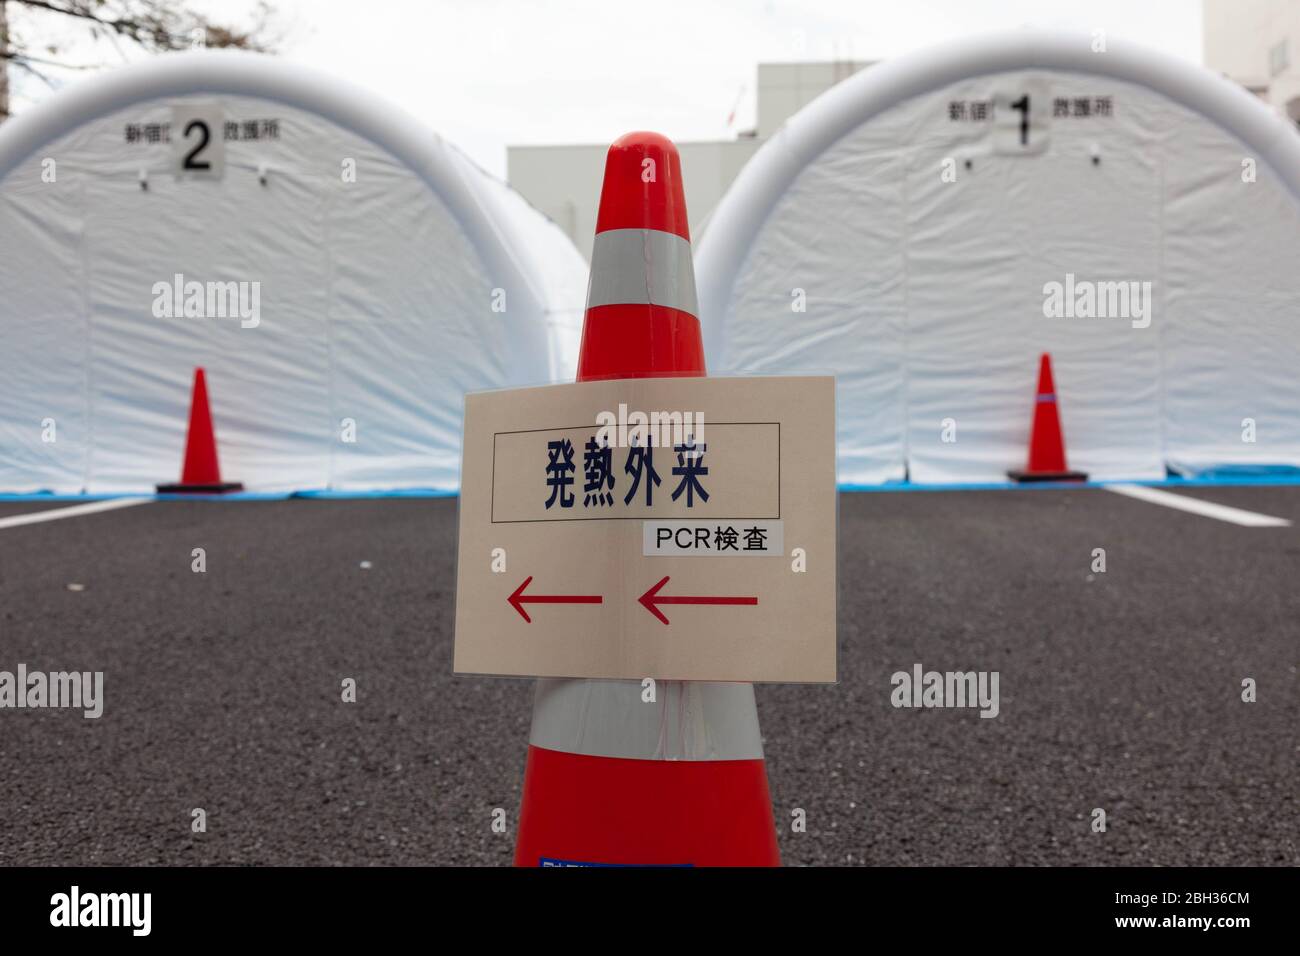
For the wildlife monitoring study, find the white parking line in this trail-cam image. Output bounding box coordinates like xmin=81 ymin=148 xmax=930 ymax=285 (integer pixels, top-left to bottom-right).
xmin=1106 ymin=484 xmax=1292 ymax=528
xmin=0 ymin=497 xmax=152 ymax=531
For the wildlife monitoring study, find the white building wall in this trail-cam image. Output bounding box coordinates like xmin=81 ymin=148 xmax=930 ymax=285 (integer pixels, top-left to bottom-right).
xmin=508 ymin=138 xmax=762 ymax=262
xmin=507 ymin=61 xmax=869 ymax=261
xmin=1204 ymin=0 xmax=1300 ymax=121
xmin=757 ymin=61 xmax=871 ymax=137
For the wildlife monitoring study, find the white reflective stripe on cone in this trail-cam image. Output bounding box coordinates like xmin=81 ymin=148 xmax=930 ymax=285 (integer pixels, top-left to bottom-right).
xmin=585 ymin=228 xmax=699 ymax=315
xmin=529 ymin=678 xmax=765 ymax=761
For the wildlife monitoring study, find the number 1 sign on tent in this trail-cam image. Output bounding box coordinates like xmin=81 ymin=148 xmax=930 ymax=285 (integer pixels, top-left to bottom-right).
xmin=994 ymin=79 xmax=1051 ymax=155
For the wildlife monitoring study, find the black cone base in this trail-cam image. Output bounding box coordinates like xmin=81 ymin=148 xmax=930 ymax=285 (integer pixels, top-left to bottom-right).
xmin=156 ymin=481 xmax=245 ymax=493
xmin=1007 ymin=470 xmax=1088 ymax=483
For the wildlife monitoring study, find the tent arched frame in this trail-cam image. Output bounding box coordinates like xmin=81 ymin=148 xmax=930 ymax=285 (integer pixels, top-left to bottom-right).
xmin=696 ymin=29 xmax=1300 ymax=350
xmin=0 ymin=49 xmax=547 ymax=333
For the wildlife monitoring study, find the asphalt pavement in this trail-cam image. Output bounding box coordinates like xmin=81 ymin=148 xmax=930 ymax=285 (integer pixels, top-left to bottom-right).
xmin=0 ymin=486 xmax=1295 ymax=865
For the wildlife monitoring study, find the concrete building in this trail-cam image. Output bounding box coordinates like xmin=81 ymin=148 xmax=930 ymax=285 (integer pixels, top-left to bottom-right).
xmin=1203 ymin=0 xmax=1300 ymax=124
xmin=508 ymin=61 xmax=870 ymax=260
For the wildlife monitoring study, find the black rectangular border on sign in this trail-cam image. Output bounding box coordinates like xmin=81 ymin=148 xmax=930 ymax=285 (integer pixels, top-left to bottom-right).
xmin=489 ymin=422 xmax=781 ymax=524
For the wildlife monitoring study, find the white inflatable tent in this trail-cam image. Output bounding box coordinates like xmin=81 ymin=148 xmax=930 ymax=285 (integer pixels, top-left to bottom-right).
xmin=697 ymin=30 xmax=1300 ymax=485
xmin=0 ymin=51 xmax=586 ymax=494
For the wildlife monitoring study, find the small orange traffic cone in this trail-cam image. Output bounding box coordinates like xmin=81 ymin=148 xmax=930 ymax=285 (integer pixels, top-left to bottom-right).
xmin=513 ymin=132 xmax=780 ymax=868
xmin=1008 ymin=353 xmax=1087 ymax=482
xmin=156 ymin=367 xmax=243 ymax=493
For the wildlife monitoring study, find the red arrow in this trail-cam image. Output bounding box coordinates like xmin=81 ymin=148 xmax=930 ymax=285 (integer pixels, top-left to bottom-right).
xmin=637 ymin=575 xmax=758 ymax=626
xmin=507 ymin=576 xmax=603 ymax=623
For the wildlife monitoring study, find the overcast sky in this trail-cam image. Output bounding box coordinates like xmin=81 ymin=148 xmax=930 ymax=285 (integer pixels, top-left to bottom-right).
xmin=12 ymin=0 xmax=1205 ymax=178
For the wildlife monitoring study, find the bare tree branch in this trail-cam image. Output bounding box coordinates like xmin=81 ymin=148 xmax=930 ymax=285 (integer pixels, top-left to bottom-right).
xmin=2 ymin=48 xmax=102 ymax=69
xmin=9 ymin=0 xmax=280 ymax=58
xmin=0 ymin=0 xmax=281 ymax=119
xmin=10 ymin=53 xmax=56 ymax=88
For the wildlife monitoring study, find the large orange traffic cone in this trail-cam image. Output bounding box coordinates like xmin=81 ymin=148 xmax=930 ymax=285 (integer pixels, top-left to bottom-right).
xmin=1008 ymin=353 xmax=1087 ymax=482
xmin=513 ymin=132 xmax=780 ymax=867
xmin=156 ymin=367 xmax=244 ymax=493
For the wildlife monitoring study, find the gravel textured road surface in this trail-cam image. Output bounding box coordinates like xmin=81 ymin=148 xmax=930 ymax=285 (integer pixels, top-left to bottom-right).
xmin=1 ymin=487 xmax=1295 ymax=866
